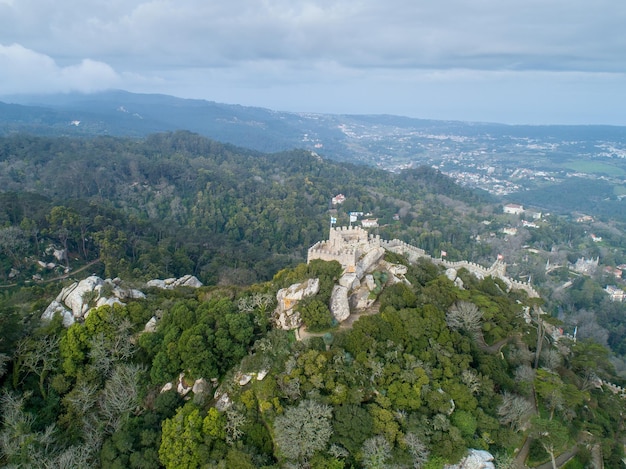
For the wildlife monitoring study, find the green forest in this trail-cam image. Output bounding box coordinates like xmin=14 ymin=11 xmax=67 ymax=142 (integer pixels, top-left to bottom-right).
xmin=1 ymin=132 xmax=626 ymax=468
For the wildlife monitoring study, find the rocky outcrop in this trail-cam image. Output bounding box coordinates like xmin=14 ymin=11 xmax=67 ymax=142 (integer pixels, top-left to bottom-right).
xmin=52 ymin=248 xmax=66 ymax=263
xmin=445 ymin=449 xmax=495 ymax=469
xmin=445 ymin=268 xmax=457 ymax=281
xmin=146 ymin=275 xmax=203 ymax=289
xmin=273 ymin=278 xmax=320 ymax=330
xmin=355 ymin=247 xmax=386 ymax=279
xmin=144 ymin=316 xmax=158 ymax=333
xmin=43 ymin=275 xmax=148 ymax=325
xmin=330 ymin=285 xmax=350 ymax=323
xmin=214 ymin=392 xmax=232 ymax=411
xmin=338 ymin=272 xmax=360 ymax=290
xmin=43 ymin=273 xmax=203 ymax=326
xmin=192 ymin=378 xmax=211 ymax=395
xmin=95 ymin=296 xmax=124 ymax=310
xmin=41 ymin=301 xmax=75 ymax=327
xmin=56 ymin=275 xmax=104 ymax=318
xmin=444 ymin=268 xmax=465 ymax=289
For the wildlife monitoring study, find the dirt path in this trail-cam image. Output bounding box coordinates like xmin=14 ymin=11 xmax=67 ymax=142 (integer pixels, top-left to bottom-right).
xmin=530 ymin=446 xmax=578 ymax=469
xmin=41 ymin=259 xmax=102 ymax=283
xmin=0 ymin=259 xmax=102 ymax=289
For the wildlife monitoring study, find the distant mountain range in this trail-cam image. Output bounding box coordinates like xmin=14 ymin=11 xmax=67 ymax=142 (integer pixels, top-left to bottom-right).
xmin=3 ymin=90 xmax=625 ymax=167
xmin=4 ymin=90 xmax=626 ymax=219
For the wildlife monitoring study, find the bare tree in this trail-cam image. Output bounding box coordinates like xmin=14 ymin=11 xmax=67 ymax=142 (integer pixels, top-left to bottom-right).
xmin=461 ymin=370 xmax=481 ymax=395
xmin=361 ymin=435 xmax=392 ymax=469
xmin=99 ymin=363 xmax=145 ymax=433
xmin=63 ymin=381 xmax=99 ymax=419
xmin=0 ymin=353 xmax=9 ymax=379
xmin=403 ymin=432 xmax=429 ymax=469
xmin=497 ymin=392 xmax=534 ymax=432
xmin=0 ymin=226 xmax=27 ymax=266
xmin=506 ymin=345 xmax=535 ymax=367
xmin=446 ymin=301 xmax=483 ymax=339
xmin=540 ymin=349 xmax=562 ymax=372
xmin=20 ymin=336 xmax=60 ymax=399
xmin=0 ymin=390 xmax=61 ymax=466
xmin=514 ymin=364 xmax=535 ymax=385
xmin=224 ymin=407 xmax=247 ymax=444
xmin=569 ymin=310 xmax=609 ymax=346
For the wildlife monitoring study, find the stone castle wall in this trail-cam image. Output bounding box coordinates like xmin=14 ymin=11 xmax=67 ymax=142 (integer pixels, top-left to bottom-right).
xmin=308 ymin=226 xmax=539 ymax=298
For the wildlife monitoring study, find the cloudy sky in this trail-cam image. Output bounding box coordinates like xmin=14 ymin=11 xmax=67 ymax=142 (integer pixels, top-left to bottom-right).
xmin=1 ymin=0 xmax=625 ymax=124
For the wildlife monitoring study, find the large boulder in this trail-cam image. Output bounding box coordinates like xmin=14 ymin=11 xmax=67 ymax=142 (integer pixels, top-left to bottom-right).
xmin=355 ymin=247 xmax=386 ymax=279
xmin=56 ymin=275 xmax=104 ymax=318
xmin=330 ymin=285 xmax=350 ymax=323
xmin=338 ymin=271 xmax=359 ymax=290
xmin=174 ymin=275 xmax=203 ymax=288
xmin=446 ymin=449 xmax=495 ymax=469
xmin=350 ymin=287 xmax=375 ymax=311
xmin=144 ymin=316 xmax=158 ymax=333
xmin=274 ymin=278 xmax=320 ymax=330
xmin=445 ymin=268 xmax=458 ymax=282
xmin=43 ymin=275 xmax=147 ymax=325
xmin=146 ymin=275 xmax=203 ymax=290
xmin=41 ymin=301 xmax=74 ymax=327
xmin=95 ymin=296 xmax=123 ymax=309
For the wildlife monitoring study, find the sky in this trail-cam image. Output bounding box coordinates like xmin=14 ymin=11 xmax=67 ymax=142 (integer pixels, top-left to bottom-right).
xmin=1 ymin=0 xmax=625 ymax=125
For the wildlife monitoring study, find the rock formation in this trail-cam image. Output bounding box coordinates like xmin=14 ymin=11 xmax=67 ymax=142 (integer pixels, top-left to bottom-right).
xmin=41 ymin=301 xmax=75 ymax=327
xmin=445 ymin=449 xmax=495 ymax=469
xmin=329 ymin=285 xmax=350 ymax=322
xmin=146 ymin=274 xmax=203 ymax=289
xmin=273 ymin=278 xmax=320 ymax=330
xmin=42 ymin=274 xmax=203 ymax=326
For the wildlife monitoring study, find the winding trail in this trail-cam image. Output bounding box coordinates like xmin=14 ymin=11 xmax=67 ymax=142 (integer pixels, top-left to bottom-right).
xmin=0 ymin=259 xmax=102 ymax=289
xmin=41 ymin=259 xmax=102 ymax=283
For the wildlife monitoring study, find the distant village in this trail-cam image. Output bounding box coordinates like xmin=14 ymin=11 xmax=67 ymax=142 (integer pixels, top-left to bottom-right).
xmin=502 ymin=203 xmax=626 ymax=302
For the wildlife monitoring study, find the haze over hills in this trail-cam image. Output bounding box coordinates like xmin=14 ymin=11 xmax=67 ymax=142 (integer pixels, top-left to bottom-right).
xmin=4 ymin=90 xmax=626 ymax=222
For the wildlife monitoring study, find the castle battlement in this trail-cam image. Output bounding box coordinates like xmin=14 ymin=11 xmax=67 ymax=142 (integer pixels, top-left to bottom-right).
xmin=307 ymin=226 xmax=539 ymax=298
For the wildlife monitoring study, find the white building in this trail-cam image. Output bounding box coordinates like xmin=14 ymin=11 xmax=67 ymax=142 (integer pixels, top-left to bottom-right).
xmin=361 ymin=219 xmax=379 ymax=228
xmin=503 ymin=203 xmax=524 ymax=215
xmin=605 ymin=285 xmax=625 ymax=302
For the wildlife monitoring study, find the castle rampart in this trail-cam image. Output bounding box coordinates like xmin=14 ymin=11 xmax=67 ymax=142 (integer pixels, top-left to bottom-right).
xmin=308 ymin=226 xmax=539 ymax=298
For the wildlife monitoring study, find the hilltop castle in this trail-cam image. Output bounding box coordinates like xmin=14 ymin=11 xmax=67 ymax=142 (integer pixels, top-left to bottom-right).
xmin=307 ymin=226 xmax=538 ymax=299
xmin=307 ymin=226 xmax=381 ymax=272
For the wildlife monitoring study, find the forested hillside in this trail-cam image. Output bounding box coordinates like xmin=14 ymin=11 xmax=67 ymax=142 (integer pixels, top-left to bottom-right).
xmin=0 ymin=131 xmax=493 ymax=286
xmin=1 ymin=132 xmax=625 ymax=468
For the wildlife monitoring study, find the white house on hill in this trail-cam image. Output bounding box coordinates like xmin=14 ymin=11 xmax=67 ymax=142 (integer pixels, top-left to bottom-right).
xmin=503 ymin=203 xmax=524 ymax=215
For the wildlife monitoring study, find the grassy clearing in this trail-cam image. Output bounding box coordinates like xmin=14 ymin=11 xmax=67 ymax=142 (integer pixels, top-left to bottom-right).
xmin=561 ymin=160 xmax=626 ymax=176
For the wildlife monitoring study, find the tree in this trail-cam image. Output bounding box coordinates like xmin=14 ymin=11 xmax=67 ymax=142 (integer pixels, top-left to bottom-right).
xmin=0 ymin=226 xmax=27 ymax=266
xmin=534 ymin=369 xmax=565 ymax=420
xmin=48 ymin=206 xmax=81 ymax=268
xmin=300 ymin=299 xmax=334 ymax=331
xmin=569 ymin=340 xmax=615 ymax=385
xmin=99 ymin=363 xmax=145 ymax=433
xmin=497 ymin=392 xmax=533 ymax=432
xmin=18 ymin=335 xmax=60 ymax=399
xmin=446 ymin=301 xmax=483 ymax=340
xmin=332 ymin=404 xmax=373 ymax=454
xmin=403 ymin=432 xmax=429 ymax=469
xmin=273 ymin=399 xmax=333 ymax=462
xmin=361 ymin=435 xmax=391 ymax=469
xmin=159 ymin=405 xmax=208 ymax=469
xmin=530 ymin=417 xmax=569 ymax=469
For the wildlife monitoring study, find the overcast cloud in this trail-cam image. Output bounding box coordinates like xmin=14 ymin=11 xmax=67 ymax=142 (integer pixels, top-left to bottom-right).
xmin=1 ymin=0 xmax=625 ymax=124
